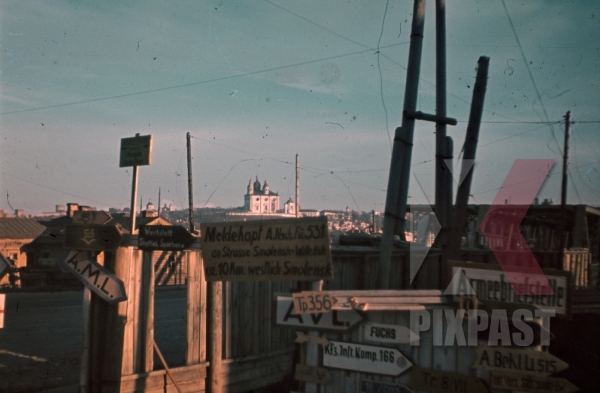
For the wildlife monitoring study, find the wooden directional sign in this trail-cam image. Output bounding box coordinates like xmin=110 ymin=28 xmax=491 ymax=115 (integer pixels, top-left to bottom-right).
xmin=61 ymin=251 xmax=127 ymax=304
xmin=323 ymin=340 xmax=412 ymax=376
xmin=360 ymin=379 xmax=414 ymax=393
xmin=490 ymin=371 xmax=578 ymax=393
xmin=364 ymin=322 xmax=419 ymax=345
xmin=72 ymin=210 xmax=112 ymax=225
xmin=473 ymin=346 xmax=568 ymax=376
xmin=294 ymin=364 xmax=332 ymax=385
xmin=410 ymin=367 xmax=490 ymax=393
xmin=201 ymin=217 xmax=332 ymax=281
xmin=65 ymin=224 xmax=123 ymax=252
xmin=138 ymin=225 xmax=196 ymax=251
xmin=0 ymin=253 xmax=9 ymax=280
xmin=295 ymin=331 xmax=329 ymax=347
xmin=275 ymin=296 xmax=363 ymax=332
xmin=119 ymin=134 xmax=152 ymax=167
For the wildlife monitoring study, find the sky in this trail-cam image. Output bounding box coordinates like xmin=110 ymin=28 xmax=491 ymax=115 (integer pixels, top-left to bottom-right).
xmin=1 ymin=0 xmax=599 ymax=215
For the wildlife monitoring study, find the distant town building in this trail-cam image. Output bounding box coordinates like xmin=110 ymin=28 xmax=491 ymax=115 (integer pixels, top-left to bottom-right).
xmin=243 ymin=177 xmax=280 ymax=214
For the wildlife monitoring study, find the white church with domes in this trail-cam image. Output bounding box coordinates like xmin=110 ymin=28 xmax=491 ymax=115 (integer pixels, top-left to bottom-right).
xmin=243 ymin=177 xmax=281 ymax=214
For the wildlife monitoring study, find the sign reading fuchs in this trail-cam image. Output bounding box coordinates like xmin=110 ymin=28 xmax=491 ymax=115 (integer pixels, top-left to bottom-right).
xmin=119 ymin=134 xmax=152 ymax=167
xmin=360 ymin=379 xmax=414 ymax=393
xmin=490 ymin=371 xmax=578 ymax=393
xmin=61 ymin=251 xmax=127 ymax=304
xmin=473 ymin=346 xmax=568 ymax=376
xmin=137 ymin=225 xmax=195 ymax=251
xmin=201 ymin=217 xmax=332 ymax=281
xmin=449 ymin=262 xmax=571 ymax=316
xmin=410 ymin=367 xmax=490 ymax=393
xmin=276 ymin=296 xmax=363 ymax=332
xmin=364 ymin=322 xmax=419 ymax=345
xmin=64 ymin=224 xmax=123 ymax=252
xmin=323 ymin=340 xmax=412 ymax=376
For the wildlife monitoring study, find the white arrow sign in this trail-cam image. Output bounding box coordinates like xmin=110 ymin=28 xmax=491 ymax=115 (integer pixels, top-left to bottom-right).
xmin=363 ymin=322 xmax=419 ymax=345
xmin=323 ymin=340 xmax=413 ymax=376
xmin=276 ymin=296 xmax=363 ymax=332
xmin=61 ymin=250 xmax=127 ymax=304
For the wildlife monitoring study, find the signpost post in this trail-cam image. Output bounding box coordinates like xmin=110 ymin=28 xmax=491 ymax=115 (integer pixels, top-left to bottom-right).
xmin=61 ymin=250 xmax=127 ymax=304
xmin=137 ymin=225 xmax=196 ymax=251
xmin=275 ymin=295 xmax=363 ymax=332
xmin=65 ymin=224 xmax=123 ymax=252
xmin=323 ymin=340 xmax=412 ymax=376
xmin=410 ymin=367 xmax=490 ymax=393
xmin=473 ymin=346 xmax=569 ymax=376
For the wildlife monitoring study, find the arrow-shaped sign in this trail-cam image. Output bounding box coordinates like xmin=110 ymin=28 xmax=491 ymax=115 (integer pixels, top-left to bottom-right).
xmin=276 ymin=296 xmax=363 ymax=332
xmin=294 ymin=364 xmax=332 ymax=385
xmin=364 ymin=322 xmax=419 ymax=345
xmin=295 ymin=331 xmax=329 ymax=347
xmin=64 ymin=224 xmax=123 ymax=252
xmin=61 ymin=250 xmax=127 ymax=304
xmin=323 ymin=340 xmax=413 ymax=376
xmin=473 ymin=346 xmax=568 ymax=376
xmin=490 ymin=371 xmax=578 ymax=393
xmin=72 ymin=210 xmax=112 ymax=225
xmin=410 ymin=367 xmax=490 ymax=393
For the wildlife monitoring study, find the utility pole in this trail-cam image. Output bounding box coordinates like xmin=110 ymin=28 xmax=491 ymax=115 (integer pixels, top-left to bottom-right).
xmin=158 ymin=187 xmax=161 ymax=216
xmin=560 ymin=111 xmax=571 ymax=262
xmin=377 ymin=0 xmax=427 ymax=289
xmin=187 ymin=132 xmax=195 ymax=232
xmin=451 ymin=56 xmax=490 ymax=259
xmin=296 ymin=154 xmax=300 ymax=218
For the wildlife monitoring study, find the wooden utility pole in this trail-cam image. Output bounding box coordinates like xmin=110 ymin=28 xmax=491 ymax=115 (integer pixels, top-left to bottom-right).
xmin=377 ymin=0 xmax=427 ymax=289
xmin=296 ymin=154 xmax=300 ymax=218
xmin=158 ymin=187 xmax=161 ymax=216
xmin=435 ymin=0 xmax=449 ymax=249
xmin=187 ymin=132 xmax=195 ymax=232
xmin=560 ymin=111 xmax=571 ymax=261
xmin=451 ymin=56 xmax=490 ymax=259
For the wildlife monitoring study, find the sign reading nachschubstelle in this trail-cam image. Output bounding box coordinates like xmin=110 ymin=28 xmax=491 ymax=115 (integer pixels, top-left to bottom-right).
xmin=201 ymin=216 xmax=332 ymax=281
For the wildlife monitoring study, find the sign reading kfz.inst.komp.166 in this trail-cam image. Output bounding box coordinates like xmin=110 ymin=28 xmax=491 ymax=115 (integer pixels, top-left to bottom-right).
xmin=201 ymin=216 xmax=332 ymax=281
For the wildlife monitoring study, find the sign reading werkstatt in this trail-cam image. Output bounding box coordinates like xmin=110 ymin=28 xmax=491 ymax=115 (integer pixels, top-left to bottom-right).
xmin=119 ymin=134 xmax=152 ymax=167
xmin=201 ymin=216 xmax=332 ymax=281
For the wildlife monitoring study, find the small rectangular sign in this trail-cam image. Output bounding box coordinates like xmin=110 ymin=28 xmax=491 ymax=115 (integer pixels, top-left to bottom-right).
xmin=360 ymin=379 xmax=413 ymax=393
xmin=449 ymin=261 xmax=571 ymax=316
xmin=138 ymin=225 xmax=195 ymax=251
xmin=473 ymin=346 xmax=568 ymax=376
xmin=490 ymin=371 xmax=578 ymax=393
xmin=65 ymin=224 xmax=123 ymax=252
xmin=119 ymin=134 xmax=152 ymax=167
xmin=410 ymin=367 xmax=489 ymax=393
xmin=201 ymin=217 xmax=332 ymax=281
xmin=323 ymin=340 xmax=412 ymax=376
xmin=275 ymin=296 xmax=363 ymax=332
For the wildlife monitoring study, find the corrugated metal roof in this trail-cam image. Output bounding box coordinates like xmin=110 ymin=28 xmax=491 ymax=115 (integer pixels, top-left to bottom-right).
xmin=0 ymin=218 xmax=47 ymax=239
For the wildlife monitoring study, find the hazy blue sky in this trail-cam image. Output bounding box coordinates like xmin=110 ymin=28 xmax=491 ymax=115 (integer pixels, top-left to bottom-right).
xmin=1 ymin=0 xmax=599 ymax=214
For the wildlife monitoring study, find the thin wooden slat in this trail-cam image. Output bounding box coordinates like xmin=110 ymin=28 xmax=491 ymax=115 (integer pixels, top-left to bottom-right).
xmin=121 ymin=247 xmax=137 ymax=375
xmin=142 ymin=251 xmax=155 ymax=373
xmin=186 ymin=251 xmax=201 ymax=365
xmin=199 ymin=252 xmax=207 ymax=362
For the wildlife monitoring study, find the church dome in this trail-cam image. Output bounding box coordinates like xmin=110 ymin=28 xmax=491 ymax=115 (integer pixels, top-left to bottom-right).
xmin=253 ymin=176 xmax=262 ymax=193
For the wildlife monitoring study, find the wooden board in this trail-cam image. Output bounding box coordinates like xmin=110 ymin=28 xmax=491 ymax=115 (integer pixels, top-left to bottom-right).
xmin=323 ymin=340 xmax=412 ymax=376
xmin=490 ymin=371 xmax=578 ymax=392
xmin=201 ymin=217 xmax=332 ymax=281
xmin=473 ymin=346 xmax=569 ymax=376
xmin=409 ymin=367 xmax=489 ymax=393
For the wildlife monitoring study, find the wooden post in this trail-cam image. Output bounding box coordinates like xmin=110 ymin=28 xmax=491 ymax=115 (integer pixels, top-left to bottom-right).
xmin=560 ymin=111 xmax=571 ymax=261
xmin=208 ymin=282 xmax=223 ymax=393
xmin=187 ymin=132 xmax=195 ymax=232
xmin=79 ymin=287 xmax=91 ymax=393
xmin=141 ymin=251 xmax=155 ymax=373
xmin=435 ymin=0 xmax=448 ymax=247
xmin=378 ymin=0 xmax=427 ymax=289
xmin=451 ymin=56 xmax=490 ymax=259
xmin=304 ymin=280 xmax=323 ymax=393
